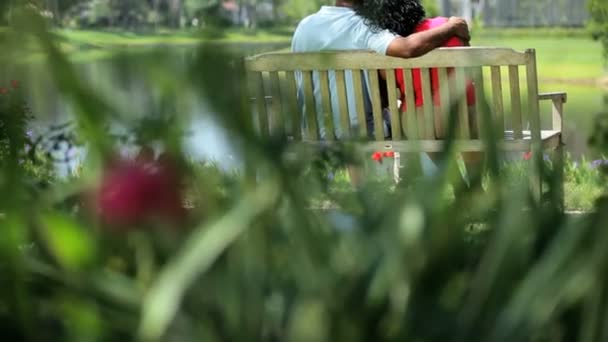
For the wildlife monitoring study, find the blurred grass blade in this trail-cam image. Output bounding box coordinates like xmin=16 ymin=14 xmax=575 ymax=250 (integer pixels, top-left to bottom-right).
xmin=139 ymin=180 xmax=280 ymax=341
xmin=42 ymin=213 xmax=96 ymax=271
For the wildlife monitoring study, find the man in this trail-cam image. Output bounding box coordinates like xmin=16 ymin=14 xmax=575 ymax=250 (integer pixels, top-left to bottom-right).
xmin=291 ymin=0 xmax=470 ymax=183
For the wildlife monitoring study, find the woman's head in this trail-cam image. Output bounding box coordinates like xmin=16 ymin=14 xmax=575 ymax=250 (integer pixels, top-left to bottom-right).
xmin=353 ymin=0 xmax=426 ymax=36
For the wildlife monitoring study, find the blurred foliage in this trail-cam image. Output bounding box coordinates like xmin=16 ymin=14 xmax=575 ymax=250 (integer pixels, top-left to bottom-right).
xmin=589 ymin=0 xmax=608 ymax=61
xmin=2 ymin=7 xmax=608 ymax=342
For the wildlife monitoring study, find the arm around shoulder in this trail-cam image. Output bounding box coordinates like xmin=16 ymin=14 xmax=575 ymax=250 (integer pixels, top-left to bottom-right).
xmin=386 ymin=17 xmax=470 ymax=58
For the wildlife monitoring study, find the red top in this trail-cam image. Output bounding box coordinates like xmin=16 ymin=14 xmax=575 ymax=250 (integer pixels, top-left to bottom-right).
xmin=395 ymin=17 xmax=475 ymax=111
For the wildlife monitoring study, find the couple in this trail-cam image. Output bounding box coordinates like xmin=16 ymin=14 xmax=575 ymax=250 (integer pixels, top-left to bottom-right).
xmin=291 ymin=0 xmax=476 ymax=182
xmin=291 ymin=0 xmax=471 ymax=138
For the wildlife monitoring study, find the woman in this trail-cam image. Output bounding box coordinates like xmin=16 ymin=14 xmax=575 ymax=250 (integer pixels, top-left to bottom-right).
xmin=354 ymin=0 xmax=475 ymax=112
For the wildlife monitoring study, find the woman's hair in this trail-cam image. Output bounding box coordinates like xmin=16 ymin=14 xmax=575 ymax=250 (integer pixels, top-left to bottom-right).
xmin=352 ymin=0 xmax=426 ymax=36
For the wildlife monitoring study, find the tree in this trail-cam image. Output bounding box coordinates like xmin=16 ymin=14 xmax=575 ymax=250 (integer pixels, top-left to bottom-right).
xmin=589 ymin=0 xmax=608 ymax=61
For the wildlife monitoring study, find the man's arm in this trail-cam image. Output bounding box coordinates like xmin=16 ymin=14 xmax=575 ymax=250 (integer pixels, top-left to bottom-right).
xmin=386 ymin=17 xmax=470 ymax=58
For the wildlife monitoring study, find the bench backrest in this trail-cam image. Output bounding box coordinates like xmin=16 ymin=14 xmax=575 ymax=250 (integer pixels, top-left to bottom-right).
xmin=244 ymin=47 xmax=540 ymax=144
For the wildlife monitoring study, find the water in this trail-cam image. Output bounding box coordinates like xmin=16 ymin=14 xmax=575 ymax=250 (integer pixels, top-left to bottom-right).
xmin=14 ymin=43 xmax=607 ymax=174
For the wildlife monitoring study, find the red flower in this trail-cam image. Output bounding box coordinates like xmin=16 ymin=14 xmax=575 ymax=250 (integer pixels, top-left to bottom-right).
xmin=371 ymin=152 xmax=383 ymax=163
xmin=0 ymin=87 xmax=8 ymax=94
xmin=383 ymin=151 xmax=395 ymax=158
xmin=523 ymin=151 xmax=532 ymax=161
xmin=95 ymin=149 xmax=186 ymax=229
xmin=10 ymin=80 xmax=19 ymax=89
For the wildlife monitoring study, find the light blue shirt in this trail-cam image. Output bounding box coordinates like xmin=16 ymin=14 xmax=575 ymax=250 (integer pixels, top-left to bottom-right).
xmin=291 ymin=6 xmax=397 ymax=138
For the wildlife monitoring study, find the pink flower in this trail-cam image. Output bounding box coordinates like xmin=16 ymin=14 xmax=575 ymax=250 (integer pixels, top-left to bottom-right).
xmin=95 ymin=149 xmax=186 ymax=229
xmin=0 ymin=87 xmax=8 ymax=94
xmin=383 ymin=151 xmax=395 ymax=158
xmin=523 ymin=151 xmax=532 ymax=161
xmin=10 ymin=80 xmax=19 ymax=89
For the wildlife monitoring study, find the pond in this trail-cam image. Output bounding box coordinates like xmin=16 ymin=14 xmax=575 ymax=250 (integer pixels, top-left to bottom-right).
xmin=13 ymin=42 xmax=607 ymax=174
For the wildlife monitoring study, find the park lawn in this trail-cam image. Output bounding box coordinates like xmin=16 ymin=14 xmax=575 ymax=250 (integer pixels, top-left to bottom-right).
xmin=474 ymin=35 xmax=603 ymax=80
xmin=58 ymin=29 xmax=604 ymax=80
xmin=55 ymin=27 xmax=293 ymax=48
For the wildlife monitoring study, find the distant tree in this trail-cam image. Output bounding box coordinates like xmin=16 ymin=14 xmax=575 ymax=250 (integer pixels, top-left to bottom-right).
xmin=589 ymin=0 xmax=608 ymax=61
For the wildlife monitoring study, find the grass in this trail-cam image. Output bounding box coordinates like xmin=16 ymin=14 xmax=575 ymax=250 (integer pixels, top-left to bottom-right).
xmin=313 ymin=155 xmax=608 ymax=212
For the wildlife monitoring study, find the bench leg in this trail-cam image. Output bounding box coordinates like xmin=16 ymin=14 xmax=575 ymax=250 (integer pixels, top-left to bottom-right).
xmin=529 ymin=158 xmax=542 ymax=205
xmin=393 ymin=152 xmax=401 ymax=184
xmin=551 ymin=142 xmax=565 ymax=212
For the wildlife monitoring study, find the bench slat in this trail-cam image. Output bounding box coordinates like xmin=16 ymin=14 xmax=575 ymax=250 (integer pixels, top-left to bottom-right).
xmin=301 ymin=70 xmax=320 ymax=139
xmin=285 ymin=71 xmax=302 ymax=140
xmin=269 ymin=71 xmax=284 ymax=137
xmin=472 ymin=67 xmax=486 ymax=139
xmin=368 ymin=70 xmax=385 ymax=141
xmin=335 ymin=70 xmax=351 ymax=138
xmin=454 ymin=67 xmax=470 ymax=139
xmin=490 ymin=66 xmax=505 ymax=135
xmin=385 ymin=70 xmax=401 ymax=140
xmin=351 ymin=70 xmax=368 ymax=138
xmin=467 ymin=67 xmax=480 ymax=139
xmin=254 ymin=72 xmax=269 ymax=136
xmin=319 ymin=70 xmax=335 ymax=140
xmin=509 ymin=65 xmax=523 ymax=139
xmin=401 ymin=69 xmax=418 ymax=140
xmin=420 ymin=68 xmax=435 ymax=139
xmin=437 ymin=67 xmax=450 ymax=139
xmin=246 ymin=48 xmax=529 ymax=71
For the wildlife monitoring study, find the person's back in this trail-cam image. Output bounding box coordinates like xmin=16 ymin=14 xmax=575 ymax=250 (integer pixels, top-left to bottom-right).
xmin=291 ymin=5 xmax=397 ymax=138
xmin=292 ymin=6 xmax=396 ymax=54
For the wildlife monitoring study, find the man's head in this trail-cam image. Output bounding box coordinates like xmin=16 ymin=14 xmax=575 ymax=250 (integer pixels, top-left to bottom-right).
xmin=351 ymin=0 xmax=426 ymax=36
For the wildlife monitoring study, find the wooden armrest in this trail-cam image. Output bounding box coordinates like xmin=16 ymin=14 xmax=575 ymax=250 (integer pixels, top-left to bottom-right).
xmin=539 ymin=91 xmax=567 ymax=103
xmin=539 ymin=91 xmax=567 ymax=131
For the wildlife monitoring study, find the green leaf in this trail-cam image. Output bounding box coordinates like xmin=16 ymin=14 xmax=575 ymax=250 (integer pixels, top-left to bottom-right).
xmin=42 ymin=212 xmax=96 ymax=271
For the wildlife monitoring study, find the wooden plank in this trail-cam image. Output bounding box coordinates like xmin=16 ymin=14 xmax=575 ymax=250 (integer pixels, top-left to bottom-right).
xmin=351 ymin=70 xmax=368 ymax=138
xmin=335 ymin=70 xmax=351 ymax=138
xmin=467 ymin=67 xmax=480 ymax=139
xmin=245 ymin=47 xmax=529 ymax=72
xmin=368 ymin=70 xmax=385 ymax=141
xmin=472 ymin=67 xmax=486 ymax=139
xmin=292 ymin=138 xmax=548 ymax=154
xmin=419 ymin=68 xmax=435 ymax=139
xmin=385 ymin=69 xmax=401 ymax=140
xmin=436 ymin=67 xmax=450 ymax=139
xmin=509 ymin=65 xmax=523 ymax=139
xmin=525 ymin=49 xmax=542 ymax=202
xmin=319 ymin=70 xmax=335 ymax=140
xmin=254 ymin=72 xmax=269 ymax=136
xmin=285 ymin=71 xmax=302 ymax=140
xmin=301 ymin=70 xmax=319 ymax=140
xmin=401 ymin=69 xmax=418 ymax=140
xmin=269 ymin=71 xmax=284 ymax=137
xmin=526 ymin=50 xmax=542 ymax=144
xmin=539 ymin=92 xmax=567 ymax=131
xmin=490 ymin=66 xmax=505 ymax=135
xmin=454 ymin=67 xmax=470 ymax=139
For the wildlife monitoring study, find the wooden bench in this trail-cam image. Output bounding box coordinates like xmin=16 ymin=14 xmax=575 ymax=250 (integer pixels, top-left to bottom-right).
xmin=244 ymin=47 xmax=566 ymax=202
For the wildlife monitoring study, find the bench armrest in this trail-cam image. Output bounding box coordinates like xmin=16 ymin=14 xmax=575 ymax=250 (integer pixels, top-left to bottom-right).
xmin=539 ymin=91 xmax=567 ymax=131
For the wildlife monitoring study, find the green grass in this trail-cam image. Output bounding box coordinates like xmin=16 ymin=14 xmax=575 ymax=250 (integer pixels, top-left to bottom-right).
xmin=474 ymin=35 xmax=603 ymax=80
xmin=55 ymin=27 xmax=293 ymax=48
xmin=317 ymin=156 xmax=607 ymax=212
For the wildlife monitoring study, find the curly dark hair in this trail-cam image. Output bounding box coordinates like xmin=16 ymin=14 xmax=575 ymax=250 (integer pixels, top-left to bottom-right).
xmin=352 ymin=0 xmax=426 ymax=36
